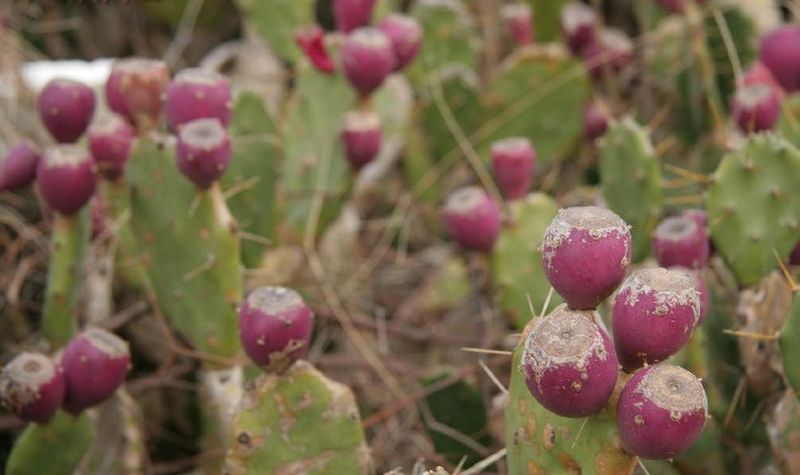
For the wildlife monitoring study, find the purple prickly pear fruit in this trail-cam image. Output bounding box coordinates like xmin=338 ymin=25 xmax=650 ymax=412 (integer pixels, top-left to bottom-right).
xmin=583 ymin=99 xmax=610 ymax=140
xmin=501 ymin=3 xmax=534 ymax=47
xmin=341 ymin=27 xmax=395 ymax=97
xmin=0 ymin=352 xmax=65 ymax=424
xmin=682 ymin=208 xmax=707 ymax=229
xmin=175 ymin=118 xmax=231 ymax=189
xmin=442 ymin=186 xmax=502 ymax=253
xmin=561 ymin=2 xmax=597 ymax=56
xmin=490 ymin=137 xmax=535 ymax=200
xmin=759 ymin=25 xmax=800 ymax=93
xmin=88 ymin=113 xmax=135 ymax=181
xmin=583 ymin=28 xmax=634 ymax=82
xmin=295 ymin=25 xmax=336 ymax=74
xmin=617 ymin=364 xmax=708 ymax=459
xmin=106 ymin=58 xmax=170 ymax=130
xmin=165 ymin=68 xmax=233 ymax=132
xmin=37 ymin=78 xmax=96 ymax=143
xmin=741 ymin=61 xmax=785 ymax=99
xmin=36 ymin=145 xmax=97 ymax=215
xmin=377 ymin=14 xmax=423 ymax=71
xmin=239 ymin=286 xmax=315 ymax=373
xmin=612 ymin=267 xmax=700 ymax=371
xmin=62 ymin=327 xmax=130 ymax=415
xmin=541 ymin=206 xmax=631 ymax=310
xmin=791 ymin=242 xmax=800 ymax=266
xmin=652 ymin=215 xmax=710 ymax=269
xmin=668 ymin=266 xmax=709 ymax=324
xmin=0 ymin=142 xmax=40 ymax=192
xmin=341 ymin=110 xmax=382 ymax=171
xmin=333 ymin=0 xmax=376 ymax=33
xmin=732 ymin=84 xmax=782 ymax=133
xmin=520 ymin=304 xmax=619 ymax=418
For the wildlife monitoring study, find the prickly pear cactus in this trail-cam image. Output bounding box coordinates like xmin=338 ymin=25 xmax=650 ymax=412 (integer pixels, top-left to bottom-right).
xmin=234 ymin=0 xmax=315 ymax=61
xmin=127 ymin=135 xmax=241 ymax=359
xmin=505 ymin=324 xmax=636 ymax=474
xmin=491 ymin=193 xmax=561 ymax=329
xmin=6 ymin=412 xmax=94 ymax=475
xmin=409 ymin=0 xmax=479 ymax=78
xmin=780 ymin=291 xmax=800 ymax=395
xmin=706 ymin=134 xmax=800 ymax=286
xmin=482 ymin=46 xmax=589 ymax=164
xmin=525 ymin=0 xmax=569 ymax=42
xmin=778 ymin=95 xmax=800 ymax=148
xmin=599 ymin=118 xmax=663 ymax=262
xmin=223 ymin=91 xmax=279 ymax=268
xmin=223 ymin=361 xmax=371 ymax=474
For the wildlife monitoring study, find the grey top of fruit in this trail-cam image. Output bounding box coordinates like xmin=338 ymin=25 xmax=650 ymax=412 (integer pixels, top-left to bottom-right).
xmin=84 ymin=327 xmax=130 ymax=358
xmin=655 ymin=215 xmax=699 ymax=241
xmin=43 ymin=145 xmax=91 ymax=168
xmin=343 ymin=110 xmax=381 ymax=131
xmin=88 ymin=113 xmax=127 ymax=134
xmin=638 ymin=364 xmax=708 ymax=414
xmin=444 ymin=186 xmax=487 ymax=215
xmin=180 ymin=119 xmax=227 ymax=149
xmin=0 ymin=353 xmax=57 ymax=404
xmin=246 ymin=286 xmax=305 ymax=315
xmin=616 ymin=267 xmax=700 ymax=322
xmin=347 ymin=28 xmax=392 ymax=50
xmin=175 ymin=68 xmax=225 ymax=85
xmin=736 ymin=84 xmax=773 ymax=107
xmin=561 ymin=2 xmax=595 ymax=32
xmin=491 ymin=137 xmax=531 ymax=154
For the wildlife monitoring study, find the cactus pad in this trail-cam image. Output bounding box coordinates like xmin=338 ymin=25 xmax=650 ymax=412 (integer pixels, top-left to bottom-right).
xmin=234 ymin=0 xmax=315 ymax=61
xmin=6 ymin=412 xmax=94 ymax=475
xmin=409 ymin=0 xmax=479 ymax=78
xmin=780 ymin=292 xmax=800 ymax=396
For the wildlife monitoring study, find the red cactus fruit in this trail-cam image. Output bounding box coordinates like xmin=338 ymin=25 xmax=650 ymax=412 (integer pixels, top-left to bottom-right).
xmin=175 ymin=118 xmax=231 ymax=189
xmin=377 ymin=14 xmax=423 ymax=71
xmin=501 ymin=3 xmax=534 ymax=47
xmin=36 ymin=145 xmax=97 ymax=215
xmin=583 ymin=99 xmax=611 ymax=140
xmin=442 ymin=186 xmax=502 ymax=253
xmin=88 ymin=113 xmax=135 ymax=181
xmin=295 ymin=25 xmax=336 ymax=74
xmin=341 ymin=27 xmax=395 ymax=97
xmin=732 ymin=84 xmax=782 ymax=134
xmin=106 ymin=58 xmax=170 ymax=130
xmin=341 ymin=110 xmax=382 ymax=171
xmin=759 ymin=25 xmax=800 ymax=93
xmin=490 ymin=137 xmax=535 ymax=200
xmin=165 ymin=68 xmax=233 ymax=131
xmin=37 ymin=78 xmax=95 ymax=143
xmin=0 ymin=352 xmax=65 ymax=424
xmin=652 ymin=214 xmax=710 ymax=269
xmin=333 ymin=0 xmax=376 ymax=33
xmin=0 ymin=142 xmax=40 ymax=192
xmin=561 ymin=2 xmax=597 ymax=56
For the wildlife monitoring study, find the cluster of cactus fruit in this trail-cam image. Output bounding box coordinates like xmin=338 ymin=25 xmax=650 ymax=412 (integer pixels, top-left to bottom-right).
xmin=5 ymin=0 xmax=800 ymax=473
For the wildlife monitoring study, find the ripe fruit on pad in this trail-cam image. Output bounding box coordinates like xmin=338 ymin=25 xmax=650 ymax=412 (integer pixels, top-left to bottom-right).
xmin=612 ymin=267 xmax=700 ymax=371
xmin=333 ymin=0 xmax=376 ymax=33
xmin=37 ymin=78 xmax=95 ymax=143
xmin=617 ymin=364 xmax=708 ymax=459
xmin=541 ymin=206 xmax=631 ymax=310
xmin=442 ymin=186 xmax=502 ymax=253
xmin=732 ymin=84 xmax=782 ymax=134
xmin=341 ymin=27 xmax=395 ymax=97
xmin=36 ymin=145 xmax=97 ymax=215
xmin=759 ymin=25 xmax=800 ymax=93
xmin=106 ymin=58 xmax=170 ymax=130
xmin=583 ymin=28 xmax=634 ymax=82
xmin=88 ymin=113 xmax=135 ymax=181
xmin=341 ymin=110 xmax=382 ymax=171
xmin=501 ymin=3 xmax=533 ymax=47
xmin=165 ymin=68 xmax=233 ymax=131
xmin=0 ymin=352 xmax=65 ymax=423
xmin=583 ymin=99 xmax=610 ymax=140
xmin=377 ymin=14 xmax=423 ymax=71
xmin=239 ymin=286 xmax=314 ymax=373
xmin=175 ymin=118 xmax=231 ymax=189
xmin=520 ymin=304 xmax=618 ymax=418
xmin=62 ymin=327 xmax=130 ymax=414
xmin=561 ymin=2 xmax=596 ymax=56
xmin=652 ymin=214 xmax=710 ymax=269
xmin=490 ymin=137 xmax=535 ymax=200
xmin=0 ymin=142 xmax=40 ymax=191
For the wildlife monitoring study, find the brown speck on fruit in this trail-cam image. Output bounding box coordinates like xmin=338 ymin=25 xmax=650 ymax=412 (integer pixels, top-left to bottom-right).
xmin=634 ymin=414 xmax=644 ymax=425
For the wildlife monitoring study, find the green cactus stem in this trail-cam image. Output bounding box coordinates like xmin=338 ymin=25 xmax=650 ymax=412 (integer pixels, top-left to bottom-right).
xmin=6 ymin=412 xmax=95 ymax=475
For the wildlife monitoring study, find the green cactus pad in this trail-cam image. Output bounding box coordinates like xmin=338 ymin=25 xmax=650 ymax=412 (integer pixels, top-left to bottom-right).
xmin=224 ymin=361 xmax=370 ymax=474
xmin=409 ymin=0 xmax=479 ymax=79
xmin=704 ymin=6 xmax=756 ymax=106
xmin=6 ymin=412 xmax=94 ymax=475
xmin=599 ymin=117 xmax=663 ymax=262
xmin=223 ymin=91 xmax=280 ymax=268
xmin=778 ymin=95 xmax=800 ymax=148
xmin=127 ymin=135 xmax=241 ymax=359
xmin=780 ymin=292 xmax=800 ymax=396
xmin=41 ymin=210 xmax=90 ymax=348
xmin=505 ymin=327 xmax=636 ymax=474
xmin=481 ymin=47 xmax=589 ymax=165
xmin=706 ymin=135 xmax=800 ymax=286
xmin=525 ymin=0 xmax=569 ymax=42
xmin=491 ymin=192 xmax=561 ymax=329
xmin=234 ymin=0 xmax=314 ymax=61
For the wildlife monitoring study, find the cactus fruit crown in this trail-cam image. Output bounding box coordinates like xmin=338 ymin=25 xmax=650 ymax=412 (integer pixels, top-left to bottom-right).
xmin=116 ymin=57 xmax=164 ymax=73
xmin=82 ymin=327 xmax=130 ymax=358
xmin=349 ymin=28 xmax=390 ymax=47
xmin=343 ymin=110 xmax=380 ymax=131
xmin=562 ymin=3 xmax=594 ymax=33
xmin=245 ymin=286 xmax=306 ymax=317
xmin=491 ymin=137 xmax=530 ymax=153
xmin=178 ymin=119 xmax=226 ymax=152
xmin=655 ymin=215 xmax=698 ymax=241
xmin=501 ymin=3 xmax=531 ymax=19
xmin=174 ymin=67 xmax=225 ymax=85
xmin=615 ymin=268 xmax=700 ymax=323
xmin=43 ymin=145 xmax=91 ymax=168
xmin=383 ymin=13 xmax=423 ymax=39
xmin=88 ymin=113 xmax=127 ymax=135
xmin=636 ymin=365 xmax=708 ymax=414
xmin=443 ymin=186 xmax=487 ymax=216
xmin=521 ymin=306 xmax=608 ymax=385
xmin=735 ymin=84 xmax=773 ymax=107
xmin=0 ymin=353 xmax=57 ymax=410
xmin=541 ymin=206 xmax=630 ymax=269
xmin=601 ymin=29 xmax=633 ymax=50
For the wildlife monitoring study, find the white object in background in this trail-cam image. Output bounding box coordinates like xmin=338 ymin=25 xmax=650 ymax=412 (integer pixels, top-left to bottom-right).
xmin=21 ymin=58 xmax=114 ymax=92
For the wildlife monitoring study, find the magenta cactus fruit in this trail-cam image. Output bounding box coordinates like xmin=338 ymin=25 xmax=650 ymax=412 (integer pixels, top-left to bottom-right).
xmin=88 ymin=113 xmax=135 ymax=181
xmin=617 ymin=364 xmax=708 ymax=459
xmin=759 ymin=25 xmax=800 ymax=93
xmin=732 ymin=84 xmax=782 ymax=133
xmin=682 ymin=208 xmax=707 ymax=229
xmin=341 ymin=27 xmax=395 ymax=97
xmin=442 ymin=186 xmax=502 ymax=253
xmin=175 ymin=118 xmax=231 ymax=189
xmin=37 ymin=78 xmax=96 ymax=143
xmin=741 ymin=61 xmax=785 ymax=98
xmin=583 ymin=28 xmax=634 ymax=82
xmin=490 ymin=137 xmax=535 ymax=200
xmin=165 ymin=68 xmax=233 ymax=131
xmin=652 ymin=214 xmax=710 ymax=269
xmin=36 ymin=145 xmax=97 ymax=215
xmin=561 ymin=2 xmax=597 ymax=56
xmin=341 ymin=110 xmax=382 ymax=171
xmin=583 ymin=99 xmax=610 ymax=140
xmin=62 ymin=327 xmax=130 ymax=415
xmin=106 ymin=58 xmax=170 ymax=129
xmin=333 ymin=0 xmax=376 ymax=33
xmin=501 ymin=3 xmax=533 ymax=47
xmin=0 ymin=352 xmax=65 ymax=424
xmin=612 ymin=267 xmax=700 ymax=371
xmin=0 ymin=142 xmax=40 ymax=191
xmin=295 ymin=25 xmax=336 ymax=74
xmin=239 ymin=286 xmax=315 ymax=373
xmin=541 ymin=206 xmax=631 ymax=310
xmin=520 ymin=304 xmax=619 ymax=418
xmin=791 ymin=242 xmax=800 ymax=266
xmin=377 ymin=14 xmax=423 ymax=71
